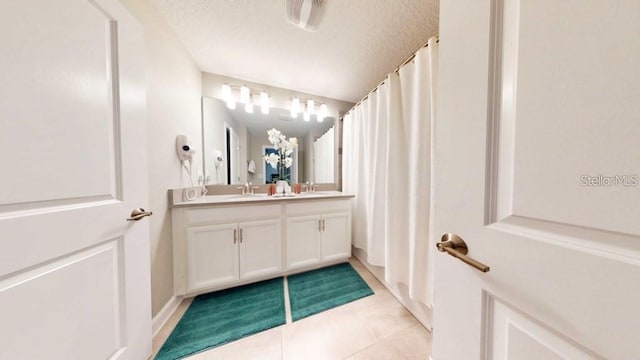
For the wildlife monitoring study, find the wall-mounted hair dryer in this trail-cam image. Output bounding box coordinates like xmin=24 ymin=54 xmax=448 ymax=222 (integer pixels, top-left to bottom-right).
xmin=176 ymin=134 xmax=196 ymax=162
xmin=213 ymin=150 xmax=224 ymax=169
xmin=176 ymin=134 xmax=206 ymax=201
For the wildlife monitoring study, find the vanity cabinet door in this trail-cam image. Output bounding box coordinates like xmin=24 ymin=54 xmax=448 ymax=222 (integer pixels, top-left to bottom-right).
xmin=321 ymin=212 xmax=351 ymax=262
xmin=286 ymin=215 xmax=322 ymax=270
xmin=187 ymin=223 xmax=239 ymax=292
xmin=238 ymin=219 xmax=282 ymax=280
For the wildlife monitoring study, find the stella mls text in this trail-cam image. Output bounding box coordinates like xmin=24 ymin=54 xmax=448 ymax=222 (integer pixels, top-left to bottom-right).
xmin=580 ymin=174 xmax=639 ymax=187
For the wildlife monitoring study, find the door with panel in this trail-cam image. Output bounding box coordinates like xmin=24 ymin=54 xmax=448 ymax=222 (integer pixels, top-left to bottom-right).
xmin=286 ymin=215 xmax=322 ymax=270
xmin=321 ymin=212 xmax=351 ymax=262
xmin=433 ymin=1 xmax=640 ymax=359
xmin=187 ymin=224 xmax=240 ymax=291
xmin=238 ymin=219 xmax=282 ymax=279
xmin=0 ymin=1 xmax=150 ymax=359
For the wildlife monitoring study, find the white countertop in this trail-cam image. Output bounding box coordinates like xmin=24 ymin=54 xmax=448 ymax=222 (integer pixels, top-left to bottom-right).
xmin=170 ymin=191 xmax=354 ymax=208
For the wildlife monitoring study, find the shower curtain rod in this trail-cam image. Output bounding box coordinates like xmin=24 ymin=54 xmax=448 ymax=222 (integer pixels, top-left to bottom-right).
xmin=343 ymin=35 xmax=439 ymax=117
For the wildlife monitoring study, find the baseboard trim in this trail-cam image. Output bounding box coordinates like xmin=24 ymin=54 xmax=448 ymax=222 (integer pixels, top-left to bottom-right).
xmin=152 ymin=296 xmax=181 ymax=337
xmin=352 ymin=247 xmax=433 ymax=331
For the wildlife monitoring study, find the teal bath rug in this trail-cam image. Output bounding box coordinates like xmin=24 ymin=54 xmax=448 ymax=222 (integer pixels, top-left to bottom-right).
xmin=155 ymin=277 xmax=286 ymax=360
xmin=287 ymin=262 xmax=374 ymax=321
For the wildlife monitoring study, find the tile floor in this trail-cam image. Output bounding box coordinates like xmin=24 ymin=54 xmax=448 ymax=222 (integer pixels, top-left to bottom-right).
xmin=152 ymin=258 xmax=432 ymax=360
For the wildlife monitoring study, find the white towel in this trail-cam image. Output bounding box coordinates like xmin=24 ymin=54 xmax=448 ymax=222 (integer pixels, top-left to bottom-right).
xmin=247 ymin=160 xmax=256 ymax=174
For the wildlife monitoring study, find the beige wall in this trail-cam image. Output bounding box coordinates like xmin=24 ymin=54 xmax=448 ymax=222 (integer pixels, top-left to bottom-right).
xmin=120 ymin=0 xmax=202 ymax=317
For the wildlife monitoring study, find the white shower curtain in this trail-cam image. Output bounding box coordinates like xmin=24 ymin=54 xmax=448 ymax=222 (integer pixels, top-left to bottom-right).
xmin=313 ymin=127 xmax=334 ymax=183
xmin=343 ymin=37 xmax=438 ymax=307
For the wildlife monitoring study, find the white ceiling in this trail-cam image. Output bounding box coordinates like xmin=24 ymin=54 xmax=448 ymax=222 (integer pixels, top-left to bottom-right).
xmin=150 ymin=0 xmax=439 ymax=103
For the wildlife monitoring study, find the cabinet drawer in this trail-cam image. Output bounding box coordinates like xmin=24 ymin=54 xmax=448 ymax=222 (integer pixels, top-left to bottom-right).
xmin=187 ymin=204 xmax=281 ymax=224
xmin=286 ymin=199 xmax=351 ymax=216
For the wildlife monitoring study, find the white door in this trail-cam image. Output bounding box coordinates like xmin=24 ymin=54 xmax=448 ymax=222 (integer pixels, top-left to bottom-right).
xmin=0 ymin=1 xmax=151 ymax=359
xmin=321 ymin=212 xmax=351 ymax=262
xmin=433 ymin=1 xmax=640 ymax=359
xmin=187 ymin=224 xmax=239 ymax=291
xmin=239 ymin=219 xmax=282 ymax=279
xmin=227 ymin=125 xmax=240 ymax=184
xmin=286 ymin=215 xmax=322 ymax=270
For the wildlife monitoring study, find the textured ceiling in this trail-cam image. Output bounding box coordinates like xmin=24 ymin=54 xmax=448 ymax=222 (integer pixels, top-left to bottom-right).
xmin=150 ymin=0 xmax=439 ymax=103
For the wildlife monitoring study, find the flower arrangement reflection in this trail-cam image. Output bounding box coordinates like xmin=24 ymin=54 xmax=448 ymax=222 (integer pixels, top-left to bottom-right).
xmin=264 ymin=128 xmax=298 ymax=183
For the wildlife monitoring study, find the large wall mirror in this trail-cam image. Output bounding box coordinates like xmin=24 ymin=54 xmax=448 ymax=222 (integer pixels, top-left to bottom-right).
xmin=202 ymin=96 xmax=337 ymax=185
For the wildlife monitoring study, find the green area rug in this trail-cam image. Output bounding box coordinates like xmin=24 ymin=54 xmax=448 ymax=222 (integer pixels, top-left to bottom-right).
xmin=287 ymin=262 xmax=374 ymax=321
xmin=155 ymin=277 xmax=285 ymax=360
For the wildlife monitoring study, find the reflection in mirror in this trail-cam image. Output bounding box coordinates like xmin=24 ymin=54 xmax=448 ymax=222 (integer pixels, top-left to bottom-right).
xmin=202 ymin=96 xmax=336 ymax=185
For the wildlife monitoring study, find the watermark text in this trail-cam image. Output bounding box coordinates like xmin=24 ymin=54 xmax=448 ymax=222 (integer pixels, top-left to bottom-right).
xmin=580 ymin=174 xmax=639 ymax=187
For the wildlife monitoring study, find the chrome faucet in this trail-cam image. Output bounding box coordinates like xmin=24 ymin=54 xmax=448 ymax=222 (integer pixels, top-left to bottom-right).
xmin=237 ymin=182 xmax=253 ymax=195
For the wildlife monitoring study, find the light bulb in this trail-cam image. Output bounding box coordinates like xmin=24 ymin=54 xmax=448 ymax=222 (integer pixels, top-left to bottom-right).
xmin=320 ymin=103 xmax=328 ymax=116
xmin=245 ymin=102 xmax=253 ymax=113
xmin=303 ymin=111 xmax=310 ymax=122
xmin=291 ymin=97 xmax=300 ymax=117
xmin=240 ymin=86 xmax=250 ymax=103
xmin=260 ymin=92 xmax=269 ymax=114
xmin=307 ymin=99 xmax=315 ymax=114
xmin=226 ymin=99 xmax=236 ymax=110
xmin=318 ymin=103 xmax=327 ymax=122
xmin=221 ymin=84 xmax=231 ymax=100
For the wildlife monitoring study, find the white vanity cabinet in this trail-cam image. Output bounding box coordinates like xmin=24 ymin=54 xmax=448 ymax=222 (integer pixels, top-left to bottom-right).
xmin=237 ymin=219 xmax=282 ymax=279
xmin=173 ymin=204 xmax=283 ymax=295
xmin=285 ymin=200 xmax=351 ymax=271
xmin=187 ymin=219 xmax=282 ymax=292
xmin=285 ymin=215 xmax=322 ymax=269
xmin=171 ymin=193 xmax=353 ymax=297
xmin=320 ymin=212 xmax=351 ymax=261
xmin=187 ymin=223 xmax=239 ymax=291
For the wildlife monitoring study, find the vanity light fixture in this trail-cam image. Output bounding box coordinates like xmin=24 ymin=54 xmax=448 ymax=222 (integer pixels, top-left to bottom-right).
xmin=221 ymin=84 xmax=231 ymax=99
xmin=290 ymin=97 xmax=329 ymax=122
xmin=260 ymin=92 xmax=269 ymax=114
xmin=240 ymin=86 xmax=250 ymax=103
xmin=291 ymin=97 xmax=300 ymax=118
xmin=307 ymin=99 xmax=315 ymax=114
xmin=221 ymin=84 xmax=236 ymax=109
xmin=220 ymin=84 xmax=270 ymax=114
xmin=318 ymin=103 xmax=328 ymax=122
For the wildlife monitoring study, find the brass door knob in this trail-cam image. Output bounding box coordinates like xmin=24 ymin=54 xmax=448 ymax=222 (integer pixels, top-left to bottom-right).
xmin=437 ymin=233 xmax=490 ymax=272
xmin=127 ymin=208 xmax=153 ymax=221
